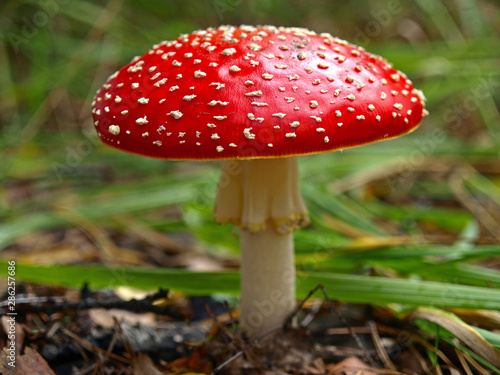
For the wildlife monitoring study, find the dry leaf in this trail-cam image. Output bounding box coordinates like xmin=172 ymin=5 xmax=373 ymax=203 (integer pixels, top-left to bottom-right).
xmin=0 ymin=347 xmax=55 ymax=375
xmin=114 ymin=286 xmax=153 ymax=301
xmin=89 ymin=308 xmax=157 ymax=329
xmin=1 ymin=317 xmax=25 ymax=355
xmin=132 ymin=353 xmax=163 ymax=375
xmin=410 ymin=307 xmax=500 ymax=368
xmin=302 ymin=357 xmax=325 ymax=374
xmin=168 ymin=347 xmax=212 ymax=374
xmin=327 ymin=356 xmax=378 ymax=375
xmin=448 ymin=308 xmax=500 ymax=330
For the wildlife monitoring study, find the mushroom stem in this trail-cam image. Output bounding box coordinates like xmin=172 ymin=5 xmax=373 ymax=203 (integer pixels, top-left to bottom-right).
xmin=239 ymin=224 xmax=295 ymax=337
xmin=214 ymin=157 xmax=309 ymax=338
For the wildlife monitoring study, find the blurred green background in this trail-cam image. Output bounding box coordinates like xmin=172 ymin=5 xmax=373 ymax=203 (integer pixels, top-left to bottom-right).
xmin=0 ymin=0 xmax=500 ymax=301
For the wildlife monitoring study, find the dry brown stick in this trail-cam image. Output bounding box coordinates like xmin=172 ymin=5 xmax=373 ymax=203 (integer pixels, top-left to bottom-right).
xmin=409 ymin=334 xmax=458 ymax=370
xmin=455 ymin=347 xmax=474 ymax=375
xmin=299 ymin=298 xmax=323 ymax=328
xmin=114 ymin=319 xmax=136 ymax=363
xmin=74 ymin=363 xmax=95 ymax=375
xmin=462 ymin=351 xmax=492 ymax=375
xmin=373 ymin=369 xmax=421 ymax=375
xmin=326 ymin=326 xmax=373 ymax=335
xmin=435 ymin=361 xmax=444 ymax=375
xmin=104 ymin=326 xmax=120 ymax=363
xmin=408 ymin=344 xmax=433 ymax=375
xmin=73 ymin=341 xmax=91 ymax=368
xmin=314 ymin=343 xmax=379 ymax=358
xmin=326 ymin=326 xmax=378 ymax=335
xmin=205 ymin=304 xmax=238 ymax=345
xmin=368 ymin=320 xmax=396 ymax=370
xmin=91 ymin=363 xmax=101 ymax=375
xmin=62 ymin=327 xmax=128 ymax=364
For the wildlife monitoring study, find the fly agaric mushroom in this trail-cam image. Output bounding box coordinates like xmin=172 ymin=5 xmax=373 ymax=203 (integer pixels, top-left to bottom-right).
xmin=92 ymin=25 xmax=427 ymax=338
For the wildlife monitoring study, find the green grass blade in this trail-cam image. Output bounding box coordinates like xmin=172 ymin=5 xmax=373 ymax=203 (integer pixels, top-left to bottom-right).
xmin=2 ymin=260 xmax=499 ymax=310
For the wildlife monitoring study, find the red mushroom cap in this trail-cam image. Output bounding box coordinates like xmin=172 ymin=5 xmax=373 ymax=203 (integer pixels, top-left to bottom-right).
xmin=92 ymin=25 xmax=426 ymax=160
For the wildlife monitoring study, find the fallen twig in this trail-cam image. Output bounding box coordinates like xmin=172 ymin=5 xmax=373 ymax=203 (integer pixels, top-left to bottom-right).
xmin=286 ymin=284 xmax=378 ymax=368
xmin=0 ymin=288 xmax=183 ymax=319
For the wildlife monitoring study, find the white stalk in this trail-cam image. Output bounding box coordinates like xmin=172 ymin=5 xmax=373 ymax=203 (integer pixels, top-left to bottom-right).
xmin=214 ymin=157 xmax=308 ymax=338
xmin=239 ymin=224 xmax=295 ymax=337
